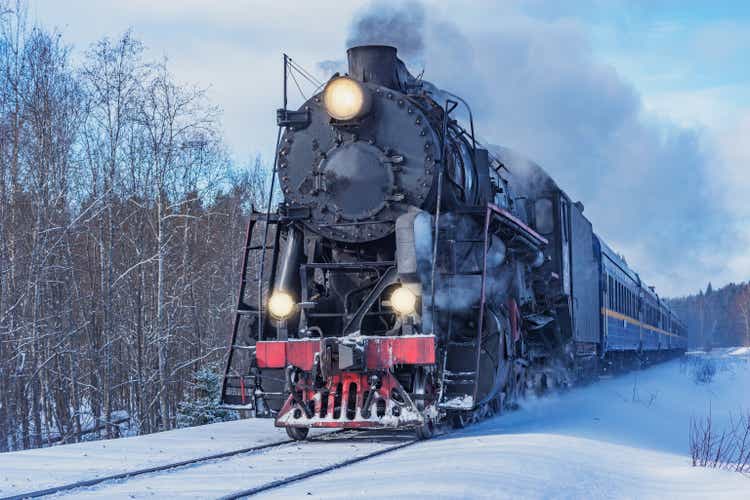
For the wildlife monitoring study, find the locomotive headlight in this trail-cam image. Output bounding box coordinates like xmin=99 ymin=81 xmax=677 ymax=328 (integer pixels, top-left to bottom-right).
xmin=268 ymin=291 xmax=295 ymax=319
xmin=390 ymin=286 xmax=417 ymax=316
xmin=323 ymin=76 xmax=370 ymax=121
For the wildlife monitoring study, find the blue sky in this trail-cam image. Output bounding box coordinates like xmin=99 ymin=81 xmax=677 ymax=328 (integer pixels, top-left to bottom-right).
xmin=28 ymin=1 xmax=750 ymax=153
xmin=27 ymin=1 xmax=750 ymax=297
xmin=581 ymin=1 xmax=750 ymax=126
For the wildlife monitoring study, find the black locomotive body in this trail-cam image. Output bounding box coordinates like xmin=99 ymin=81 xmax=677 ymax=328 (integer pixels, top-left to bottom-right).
xmin=220 ymin=45 xmax=686 ymax=440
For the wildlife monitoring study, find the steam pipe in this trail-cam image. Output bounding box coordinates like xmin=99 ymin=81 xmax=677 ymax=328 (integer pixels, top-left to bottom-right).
xmin=257 ymin=127 xmax=282 ymax=341
xmin=274 ymin=226 xmax=304 ymax=296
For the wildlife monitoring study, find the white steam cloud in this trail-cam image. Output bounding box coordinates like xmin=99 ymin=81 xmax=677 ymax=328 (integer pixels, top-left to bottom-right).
xmin=345 ymin=1 xmax=740 ymax=296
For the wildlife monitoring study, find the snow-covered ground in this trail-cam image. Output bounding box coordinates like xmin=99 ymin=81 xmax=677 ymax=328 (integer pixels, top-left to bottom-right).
xmin=267 ymin=349 xmax=750 ymax=499
xmin=48 ymin=433 xmax=402 ymax=499
xmin=0 ymin=419 xmax=292 ymax=497
xmin=1 ymin=349 xmax=748 ymax=499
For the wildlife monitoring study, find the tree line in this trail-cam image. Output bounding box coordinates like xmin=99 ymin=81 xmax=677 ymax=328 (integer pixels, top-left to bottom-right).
xmin=0 ymin=3 xmax=269 ymax=451
xmin=669 ymin=281 xmax=750 ymax=349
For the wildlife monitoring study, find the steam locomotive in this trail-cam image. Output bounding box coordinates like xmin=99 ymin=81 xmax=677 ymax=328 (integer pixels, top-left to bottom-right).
xmin=220 ymin=45 xmax=687 ymax=440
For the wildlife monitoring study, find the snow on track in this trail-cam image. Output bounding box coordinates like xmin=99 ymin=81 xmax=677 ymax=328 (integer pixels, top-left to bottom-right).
xmin=0 ymin=419 xmax=291 ymax=498
xmin=49 ymin=432 xmax=413 ymax=499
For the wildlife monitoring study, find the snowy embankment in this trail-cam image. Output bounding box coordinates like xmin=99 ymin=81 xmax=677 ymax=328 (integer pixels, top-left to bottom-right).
xmin=0 ymin=349 xmax=748 ymax=499
xmin=266 ymin=349 xmax=750 ymax=499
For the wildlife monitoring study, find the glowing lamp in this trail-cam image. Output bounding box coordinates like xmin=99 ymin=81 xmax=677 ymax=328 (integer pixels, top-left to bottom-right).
xmin=323 ymin=76 xmax=371 ymax=121
xmin=268 ymin=291 xmax=295 ymax=319
xmin=390 ymin=286 xmax=417 ymax=316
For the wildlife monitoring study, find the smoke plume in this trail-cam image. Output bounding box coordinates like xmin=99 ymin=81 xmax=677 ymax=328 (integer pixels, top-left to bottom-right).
xmin=344 ymin=1 xmax=738 ymax=296
xmin=346 ymin=1 xmax=426 ymax=63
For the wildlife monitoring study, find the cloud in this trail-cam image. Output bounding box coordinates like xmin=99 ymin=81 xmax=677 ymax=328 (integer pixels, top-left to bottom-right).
xmin=692 ymin=20 xmax=750 ymax=64
xmin=642 ymin=86 xmax=745 ymax=130
xmin=440 ymin=16 xmax=739 ymax=297
xmin=711 ymin=114 xmax=750 ymax=280
xmin=28 ymin=0 xmax=367 ymax=165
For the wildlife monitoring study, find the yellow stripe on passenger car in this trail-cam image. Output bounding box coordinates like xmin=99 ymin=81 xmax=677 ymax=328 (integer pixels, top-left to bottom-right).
xmin=601 ymin=308 xmax=680 ymax=338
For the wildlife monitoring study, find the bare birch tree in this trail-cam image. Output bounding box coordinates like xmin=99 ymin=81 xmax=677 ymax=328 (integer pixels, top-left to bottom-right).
xmin=0 ymin=3 xmax=263 ymax=450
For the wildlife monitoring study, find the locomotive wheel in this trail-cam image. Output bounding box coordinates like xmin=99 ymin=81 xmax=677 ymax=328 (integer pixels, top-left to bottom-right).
xmin=451 ymin=411 xmax=467 ymax=429
xmin=507 ymin=362 xmax=527 ymax=408
xmin=413 ymin=368 xmax=435 ymax=440
xmin=489 ymin=396 xmax=502 ymax=416
xmin=416 ymin=420 xmax=435 ymax=440
xmin=285 ymin=426 xmax=309 ymax=441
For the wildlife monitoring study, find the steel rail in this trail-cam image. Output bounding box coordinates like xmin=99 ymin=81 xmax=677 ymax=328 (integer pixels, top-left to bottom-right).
xmin=217 ymin=437 xmax=420 ymax=499
xmin=1 ymin=439 xmax=298 ymax=500
xmin=1 ymin=430 xmax=367 ymax=500
xmin=6 ymin=386 xmax=551 ymax=500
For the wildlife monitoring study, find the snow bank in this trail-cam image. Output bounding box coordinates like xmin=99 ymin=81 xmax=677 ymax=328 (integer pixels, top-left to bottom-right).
xmin=266 ymin=353 xmax=750 ymax=499
xmin=264 ymin=433 xmax=749 ymax=499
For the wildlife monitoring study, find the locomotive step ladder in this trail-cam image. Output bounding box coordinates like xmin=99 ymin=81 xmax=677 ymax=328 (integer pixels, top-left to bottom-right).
xmin=434 ymin=209 xmax=490 ymax=410
xmin=221 ymin=211 xmax=283 ymax=410
xmin=434 ymin=203 xmax=549 ymax=411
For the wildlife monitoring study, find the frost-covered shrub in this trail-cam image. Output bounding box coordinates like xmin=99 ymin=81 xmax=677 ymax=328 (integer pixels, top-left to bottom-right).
xmin=176 ymin=366 xmax=238 ymax=428
xmin=691 ymin=358 xmax=717 ymax=384
xmin=690 ymin=410 xmax=750 ymax=473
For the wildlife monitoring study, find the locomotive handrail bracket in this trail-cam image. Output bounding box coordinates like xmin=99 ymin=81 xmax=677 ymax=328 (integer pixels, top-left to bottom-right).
xmin=276 ymin=107 xmax=310 ymax=128
xmin=278 ymin=204 xmax=312 ymax=220
xmin=247 ymin=209 xmax=281 ymax=223
xmin=300 ymin=261 xmax=396 ymax=269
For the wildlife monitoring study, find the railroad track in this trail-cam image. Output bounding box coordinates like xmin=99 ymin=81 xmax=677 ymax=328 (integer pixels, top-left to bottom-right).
xmin=2 ymin=429 xmax=421 ymax=499
xmin=1 ymin=437 xmax=301 ymax=500
xmin=218 ymin=436 xmax=419 ymax=499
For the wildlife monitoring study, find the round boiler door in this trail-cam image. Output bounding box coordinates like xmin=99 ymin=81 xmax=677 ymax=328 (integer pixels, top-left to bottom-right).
xmin=321 ymin=141 xmax=393 ymax=220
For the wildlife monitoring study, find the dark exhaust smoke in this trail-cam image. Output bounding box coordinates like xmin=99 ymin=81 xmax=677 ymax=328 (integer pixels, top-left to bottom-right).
xmin=346 ymin=1 xmax=426 ymax=62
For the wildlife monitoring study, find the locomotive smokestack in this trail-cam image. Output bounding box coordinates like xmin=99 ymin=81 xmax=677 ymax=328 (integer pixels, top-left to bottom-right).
xmin=347 ymin=45 xmax=400 ymax=90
